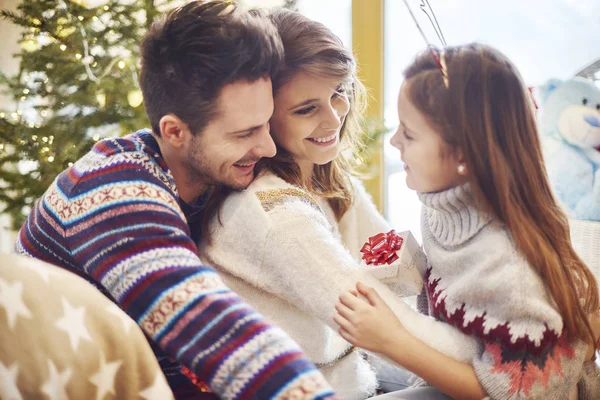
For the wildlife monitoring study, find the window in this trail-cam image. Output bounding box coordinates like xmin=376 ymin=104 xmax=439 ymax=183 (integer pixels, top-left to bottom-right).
xmin=383 ymin=0 xmax=600 ymax=242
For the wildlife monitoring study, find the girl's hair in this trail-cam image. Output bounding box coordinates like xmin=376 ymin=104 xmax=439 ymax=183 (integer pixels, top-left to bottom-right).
xmin=264 ymin=8 xmax=366 ymax=219
xmin=200 ymin=8 xmax=366 ymax=243
xmin=404 ymin=43 xmax=598 ymax=344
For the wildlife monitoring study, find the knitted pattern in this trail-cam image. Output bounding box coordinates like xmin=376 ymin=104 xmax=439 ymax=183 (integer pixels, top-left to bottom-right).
xmin=15 ymin=129 xmax=336 ymax=400
xmin=419 ymin=184 xmax=600 ymax=399
xmin=199 ymin=172 xmax=479 ymax=399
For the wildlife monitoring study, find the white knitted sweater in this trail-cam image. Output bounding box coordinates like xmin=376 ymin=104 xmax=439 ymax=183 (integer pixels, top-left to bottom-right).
xmin=199 ymin=172 xmax=478 ymax=400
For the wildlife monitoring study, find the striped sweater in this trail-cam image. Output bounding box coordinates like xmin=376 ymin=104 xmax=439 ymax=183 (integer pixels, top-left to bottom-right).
xmin=15 ymin=129 xmax=336 ymax=400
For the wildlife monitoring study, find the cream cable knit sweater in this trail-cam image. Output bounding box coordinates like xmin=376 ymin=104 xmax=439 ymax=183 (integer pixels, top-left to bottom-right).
xmin=199 ymin=172 xmax=478 ymax=399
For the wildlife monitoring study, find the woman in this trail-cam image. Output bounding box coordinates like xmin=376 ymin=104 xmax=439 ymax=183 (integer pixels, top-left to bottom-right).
xmin=198 ymin=9 xmax=477 ymax=399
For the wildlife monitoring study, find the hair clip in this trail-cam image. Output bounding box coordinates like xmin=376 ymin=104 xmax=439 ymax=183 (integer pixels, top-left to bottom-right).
xmin=439 ymin=51 xmax=449 ymax=87
xmin=402 ymin=0 xmax=449 ymax=87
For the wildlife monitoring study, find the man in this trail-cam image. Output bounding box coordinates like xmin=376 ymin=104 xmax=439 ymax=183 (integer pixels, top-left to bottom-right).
xmin=15 ymin=1 xmax=335 ymax=399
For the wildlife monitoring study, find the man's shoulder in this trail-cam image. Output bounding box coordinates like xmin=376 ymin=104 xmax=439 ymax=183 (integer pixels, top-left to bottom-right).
xmin=70 ymin=129 xmax=171 ymax=185
xmin=45 ymin=129 xmax=176 ymax=205
xmin=86 ymin=129 xmax=158 ymax=160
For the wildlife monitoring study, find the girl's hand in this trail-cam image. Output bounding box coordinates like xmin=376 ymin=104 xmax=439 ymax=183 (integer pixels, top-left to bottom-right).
xmin=334 ymin=281 xmax=410 ymax=354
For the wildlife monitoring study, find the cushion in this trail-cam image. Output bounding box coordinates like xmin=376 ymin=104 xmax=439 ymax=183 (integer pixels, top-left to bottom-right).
xmin=0 ymin=253 xmax=174 ymax=400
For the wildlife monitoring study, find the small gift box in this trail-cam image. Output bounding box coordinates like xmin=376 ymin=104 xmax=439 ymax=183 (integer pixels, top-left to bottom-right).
xmin=361 ymin=230 xmax=427 ymax=296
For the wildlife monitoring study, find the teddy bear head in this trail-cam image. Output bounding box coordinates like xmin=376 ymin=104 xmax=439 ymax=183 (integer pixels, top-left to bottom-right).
xmin=539 ymin=77 xmax=600 ymax=150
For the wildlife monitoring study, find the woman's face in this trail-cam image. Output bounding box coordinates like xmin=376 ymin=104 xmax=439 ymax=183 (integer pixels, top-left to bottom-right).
xmin=269 ymin=71 xmax=350 ymax=177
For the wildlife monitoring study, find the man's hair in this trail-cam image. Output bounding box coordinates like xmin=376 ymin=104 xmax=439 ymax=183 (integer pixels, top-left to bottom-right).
xmin=139 ymin=0 xmax=284 ymax=136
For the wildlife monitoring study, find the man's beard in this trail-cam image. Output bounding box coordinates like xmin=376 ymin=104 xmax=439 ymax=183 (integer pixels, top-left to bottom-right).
xmin=185 ymin=147 xmax=257 ymax=192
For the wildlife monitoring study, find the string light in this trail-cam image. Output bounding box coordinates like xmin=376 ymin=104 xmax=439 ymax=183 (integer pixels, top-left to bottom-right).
xmin=60 ymin=44 xmax=67 ymax=51
xmin=32 ymin=135 xmax=38 ymax=141
xmin=0 ymin=144 xmax=4 ymax=150
xmin=93 ymin=134 xmax=100 ymax=141
xmin=96 ymin=92 xmax=106 ymax=107
xmin=104 ymin=5 xmax=109 ymax=10
xmin=68 ymin=162 xmax=74 ymax=167
xmin=42 ymin=137 xmax=48 ymax=143
xmin=17 ymin=110 xmax=23 ymax=115
xmin=48 ymin=156 xmax=55 ymax=162
xmin=127 ymin=90 xmax=143 ymax=108
xmin=29 ymin=122 xmax=35 ymax=128
xmin=41 ymin=110 xmax=48 ymax=117
xmin=78 ymin=16 xmax=84 ymax=21
xmin=118 ymin=61 xmax=125 ymax=69
xmin=0 ymin=113 xmax=4 ymax=118
xmin=20 ymin=96 xmax=26 ymax=101
xmin=75 ymin=53 xmax=82 ymax=59
xmin=23 ymin=89 xmax=30 ymax=94
xmin=21 ymin=39 xmax=37 ymax=52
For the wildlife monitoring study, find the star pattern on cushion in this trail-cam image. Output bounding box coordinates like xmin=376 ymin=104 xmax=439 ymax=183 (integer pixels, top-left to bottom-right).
xmin=0 ymin=278 xmax=32 ymax=331
xmin=19 ymin=259 xmax=55 ymax=283
xmin=41 ymin=360 xmax=73 ymax=400
xmin=55 ymin=297 xmax=93 ymax=352
xmin=89 ymin=352 xmax=122 ymax=400
xmin=105 ymin=304 xmax=135 ymax=335
xmin=1 ymin=255 xmax=173 ymax=399
xmin=0 ymin=361 xmax=22 ymax=400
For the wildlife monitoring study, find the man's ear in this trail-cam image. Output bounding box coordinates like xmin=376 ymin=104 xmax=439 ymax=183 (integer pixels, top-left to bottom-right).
xmin=159 ymin=114 xmax=188 ymax=148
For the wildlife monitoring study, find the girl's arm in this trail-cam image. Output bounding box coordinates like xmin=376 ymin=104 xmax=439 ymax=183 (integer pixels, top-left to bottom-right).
xmin=337 ymin=283 xmax=599 ymax=400
xmin=335 ymin=282 xmax=488 ymax=400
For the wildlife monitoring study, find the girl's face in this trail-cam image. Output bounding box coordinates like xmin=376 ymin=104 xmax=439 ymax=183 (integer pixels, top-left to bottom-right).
xmin=390 ymin=83 xmax=465 ymax=193
xmin=269 ymin=71 xmax=350 ymax=177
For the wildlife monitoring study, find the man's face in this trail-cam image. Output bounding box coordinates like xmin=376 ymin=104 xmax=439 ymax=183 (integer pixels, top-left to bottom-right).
xmin=184 ymin=77 xmax=276 ymax=192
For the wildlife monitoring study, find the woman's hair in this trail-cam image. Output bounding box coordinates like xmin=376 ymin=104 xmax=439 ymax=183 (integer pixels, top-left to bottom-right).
xmin=264 ymin=8 xmax=366 ymax=219
xmin=200 ymin=8 xmax=366 ymax=243
xmin=403 ymin=43 xmax=598 ymax=345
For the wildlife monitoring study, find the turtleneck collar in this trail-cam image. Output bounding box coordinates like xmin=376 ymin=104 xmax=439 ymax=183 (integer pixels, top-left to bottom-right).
xmin=418 ymin=184 xmax=492 ymax=247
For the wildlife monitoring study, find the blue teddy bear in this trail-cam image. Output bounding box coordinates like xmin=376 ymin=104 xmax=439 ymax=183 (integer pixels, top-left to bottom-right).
xmin=539 ymin=77 xmax=600 ymax=221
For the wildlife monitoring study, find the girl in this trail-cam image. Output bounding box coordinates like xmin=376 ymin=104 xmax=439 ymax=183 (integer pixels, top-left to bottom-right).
xmin=198 ymin=10 xmax=478 ymax=399
xmin=334 ymin=43 xmax=600 ymax=399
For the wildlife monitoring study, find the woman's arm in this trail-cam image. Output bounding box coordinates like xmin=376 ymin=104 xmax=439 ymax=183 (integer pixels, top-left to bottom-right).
xmin=254 ymin=199 xmax=478 ymax=363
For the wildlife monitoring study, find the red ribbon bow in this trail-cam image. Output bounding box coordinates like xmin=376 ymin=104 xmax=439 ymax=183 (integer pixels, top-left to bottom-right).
xmin=360 ymin=229 xmax=404 ymax=266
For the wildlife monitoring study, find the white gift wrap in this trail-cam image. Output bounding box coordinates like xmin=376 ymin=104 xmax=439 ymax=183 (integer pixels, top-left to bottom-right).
xmin=364 ymin=230 xmax=427 ymax=297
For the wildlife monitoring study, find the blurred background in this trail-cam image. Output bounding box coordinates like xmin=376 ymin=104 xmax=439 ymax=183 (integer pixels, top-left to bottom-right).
xmin=1 ymin=0 xmax=599 ymax=250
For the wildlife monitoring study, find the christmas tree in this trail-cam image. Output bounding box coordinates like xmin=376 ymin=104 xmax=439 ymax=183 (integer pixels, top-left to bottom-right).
xmin=0 ymin=0 xmax=297 ymax=230
xmin=0 ymin=0 xmax=168 ymax=230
